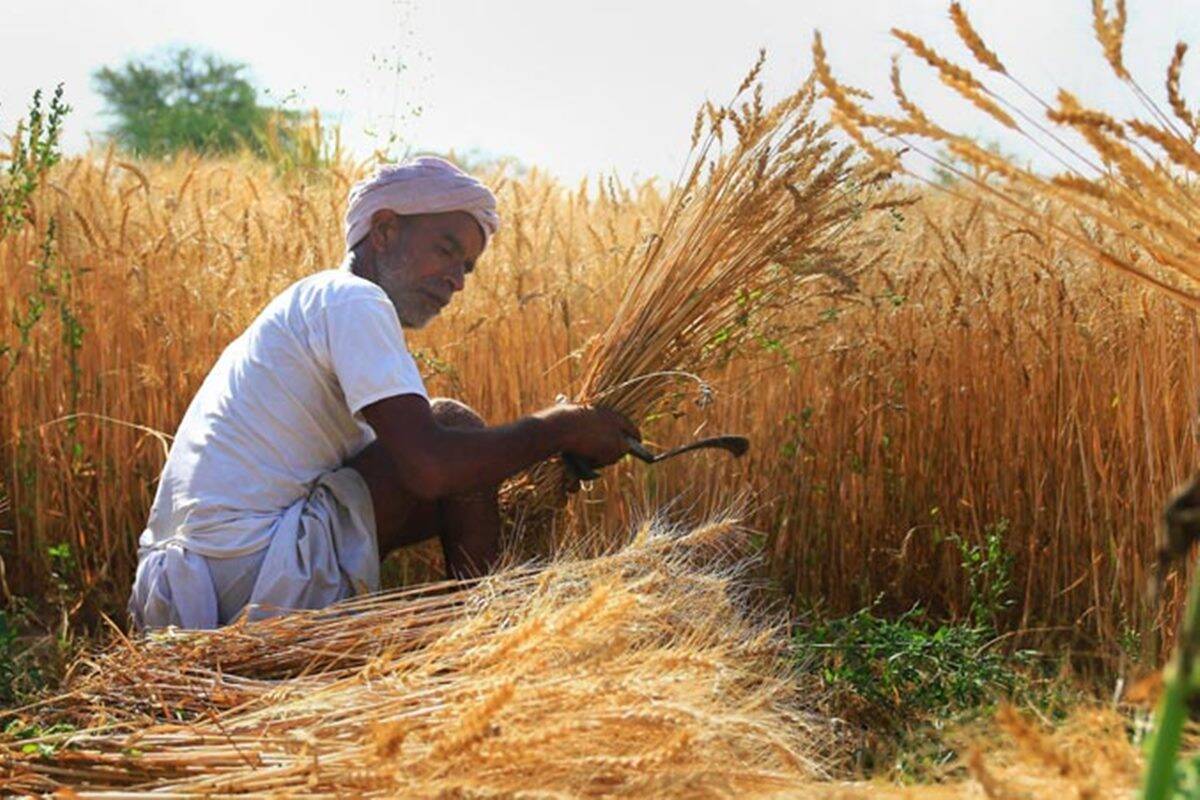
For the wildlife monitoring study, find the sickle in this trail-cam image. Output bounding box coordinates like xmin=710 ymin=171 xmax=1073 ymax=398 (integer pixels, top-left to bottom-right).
xmin=563 ymin=435 xmax=750 ymax=482
xmin=624 ymin=435 xmax=749 ymax=464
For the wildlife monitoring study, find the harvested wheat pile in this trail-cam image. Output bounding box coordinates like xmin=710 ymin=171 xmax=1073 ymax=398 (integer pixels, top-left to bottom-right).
xmin=1 ymin=515 xmax=841 ymax=797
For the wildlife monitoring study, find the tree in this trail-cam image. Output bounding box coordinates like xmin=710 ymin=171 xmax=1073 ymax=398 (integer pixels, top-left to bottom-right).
xmin=93 ymin=48 xmax=285 ymax=157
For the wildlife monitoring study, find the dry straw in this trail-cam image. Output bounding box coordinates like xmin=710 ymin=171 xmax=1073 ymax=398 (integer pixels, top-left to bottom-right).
xmin=0 ymin=514 xmax=841 ymax=797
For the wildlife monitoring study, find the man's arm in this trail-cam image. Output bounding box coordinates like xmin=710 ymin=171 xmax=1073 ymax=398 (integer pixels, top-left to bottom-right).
xmin=360 ymin=394 xmax=639 ymax=500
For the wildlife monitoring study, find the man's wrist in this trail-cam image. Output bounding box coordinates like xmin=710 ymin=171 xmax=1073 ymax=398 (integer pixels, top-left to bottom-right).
xmin=526 ymin=409 xmax=570 ymax=456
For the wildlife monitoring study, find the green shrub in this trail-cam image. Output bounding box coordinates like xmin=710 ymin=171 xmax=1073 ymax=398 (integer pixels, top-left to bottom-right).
xmin=795 ymin=601 xmax=1023 ymax=719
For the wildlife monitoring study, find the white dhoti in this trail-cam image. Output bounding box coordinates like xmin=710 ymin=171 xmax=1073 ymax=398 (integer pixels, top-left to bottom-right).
xmin=128 ymin=467 xmax=378 ymax=630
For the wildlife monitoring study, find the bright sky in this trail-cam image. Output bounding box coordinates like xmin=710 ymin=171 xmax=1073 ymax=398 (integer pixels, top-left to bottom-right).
xmin=2 ymin=1 xmax=1199 ymax=183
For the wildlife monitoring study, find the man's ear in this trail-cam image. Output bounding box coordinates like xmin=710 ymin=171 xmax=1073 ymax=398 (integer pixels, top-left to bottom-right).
xmin=368 ymin=210 xmax=399 ymax=252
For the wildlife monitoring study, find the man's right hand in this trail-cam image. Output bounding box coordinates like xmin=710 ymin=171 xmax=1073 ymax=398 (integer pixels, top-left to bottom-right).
xmin=534 ymin=404 xmax=641 ymax=467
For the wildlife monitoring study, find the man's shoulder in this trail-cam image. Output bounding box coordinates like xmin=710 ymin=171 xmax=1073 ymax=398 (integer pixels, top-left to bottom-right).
xmin=288 ymin=268 xmax=388 ymax=309
xmin=248 ymin=270 xmax=391 ymax=346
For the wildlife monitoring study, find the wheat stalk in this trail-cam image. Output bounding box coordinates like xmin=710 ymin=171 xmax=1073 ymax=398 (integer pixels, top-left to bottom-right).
xmin=1166 ymin=43 xmax=1197 ymax=139
xmin=501 ymin=55 xmax=888 ymax=519
xmin=949 ymin=2 xmax=1006 ymax=75
xmin=816 ymin=2 xmax=1200 ymax=309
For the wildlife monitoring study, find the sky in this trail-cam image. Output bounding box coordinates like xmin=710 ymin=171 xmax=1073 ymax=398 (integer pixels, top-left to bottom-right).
xmin=2 ymin=1 xmax=1199 ymax=183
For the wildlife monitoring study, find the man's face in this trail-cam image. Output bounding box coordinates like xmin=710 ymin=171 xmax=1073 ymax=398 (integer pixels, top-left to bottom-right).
xmin=370 ymin=210 xmax=486 ymax=329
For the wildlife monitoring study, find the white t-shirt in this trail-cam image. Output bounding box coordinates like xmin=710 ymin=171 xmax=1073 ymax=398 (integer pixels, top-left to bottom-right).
xmin=139 ymin=267 xmax=427 ymax=558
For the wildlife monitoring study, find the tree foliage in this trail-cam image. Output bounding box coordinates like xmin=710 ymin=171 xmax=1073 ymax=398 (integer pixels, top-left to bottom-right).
xmin=93 ymin=48 xmax=287 ymax=157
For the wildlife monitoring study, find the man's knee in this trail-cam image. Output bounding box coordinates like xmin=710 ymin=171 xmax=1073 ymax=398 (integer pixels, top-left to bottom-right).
xmin=431 ymin=398 xmax=497 ymax=503
xmin=431 ymin=397 xmax=486 ymax=430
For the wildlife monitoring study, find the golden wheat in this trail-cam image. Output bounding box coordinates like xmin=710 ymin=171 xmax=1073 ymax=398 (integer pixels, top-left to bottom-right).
xmin=5 ymin=8 xmax=1200 ymax=668
xmin=1 ymin=515 xmax=839 ymax=796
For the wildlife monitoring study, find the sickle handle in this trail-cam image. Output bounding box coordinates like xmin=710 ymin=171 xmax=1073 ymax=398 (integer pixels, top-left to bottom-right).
xmin=562 ymin=452 xmax=601 ymax=481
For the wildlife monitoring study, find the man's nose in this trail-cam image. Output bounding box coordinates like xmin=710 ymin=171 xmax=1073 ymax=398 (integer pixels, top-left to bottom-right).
xmin=445 ymin=263 xmax=466 ymax=293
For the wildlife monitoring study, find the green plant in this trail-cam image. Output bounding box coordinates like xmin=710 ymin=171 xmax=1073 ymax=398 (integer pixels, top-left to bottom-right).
xmin=1141 ymin=570 xmax=1199 ymax=799
xmin=792 ymin=520 xmax=1028 ymax=778
xmin=794 ymin=600 xmax=1023 ymax=720
xmin=952 ymin=519 xmax=1016 ymax=629
xmin=2 ymin=718 xmax=76 ymax=756
xmin=0 ymin=589 xmax=85 ymax=710
xmin=1166 ymin=756 xmax=1200 ymax=798
xmin=1 ymin=215 xmax=84 ymax=438
xmin=1138 ymin=473 xmax=1200 ymax=799
xmin=46 ymin=543 xmax=74 ymax=595
xmin=0 ymin=612 xmax=21 ymax=706
xmin=1 ymin=88 xmax=71 ymax=390
xmin=0 ymin=84 xmax=68 ymax=237
xmin=0 ymin=607 xmax=52 ymax=707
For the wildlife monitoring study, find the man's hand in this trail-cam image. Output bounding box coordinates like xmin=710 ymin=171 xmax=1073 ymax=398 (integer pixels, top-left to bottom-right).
xmin=534 ymin=404 xmax=641 ymax=467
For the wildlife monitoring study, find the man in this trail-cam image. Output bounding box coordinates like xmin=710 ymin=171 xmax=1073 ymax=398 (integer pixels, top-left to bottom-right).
xmin=129 ymin=157 xmax=638 ymax=630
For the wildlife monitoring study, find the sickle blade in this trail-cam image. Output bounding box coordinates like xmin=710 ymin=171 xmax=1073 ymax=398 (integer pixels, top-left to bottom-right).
xmin=626 ymin=435 xmax=750 ymax=464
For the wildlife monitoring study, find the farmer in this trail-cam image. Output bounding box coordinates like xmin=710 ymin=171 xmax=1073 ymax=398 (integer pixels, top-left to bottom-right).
xmin=129 ymin=157 xmax=639 ymax=630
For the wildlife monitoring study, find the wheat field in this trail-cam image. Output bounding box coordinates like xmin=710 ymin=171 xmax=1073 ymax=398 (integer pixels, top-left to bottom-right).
xmin=3 ymin=0 xmax=1200 ymax=794
xmin=1 ymin=137 xmax=1193 ymax=659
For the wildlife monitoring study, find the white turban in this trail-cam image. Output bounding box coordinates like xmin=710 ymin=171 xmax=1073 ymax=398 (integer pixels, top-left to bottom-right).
xmin=344 ymin=156 xmax=500 ymax=252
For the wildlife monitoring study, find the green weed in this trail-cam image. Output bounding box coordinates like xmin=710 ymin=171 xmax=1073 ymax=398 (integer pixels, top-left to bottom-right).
xmin=793 ymin=519 xmax=1045 ymax=777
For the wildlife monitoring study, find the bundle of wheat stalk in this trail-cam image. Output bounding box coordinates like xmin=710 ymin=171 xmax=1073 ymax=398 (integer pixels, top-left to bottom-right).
xmin=0 ymin=514 xmax=841 ymax=796
xmin=501 ymin=54 xmax=894 ymax=520
xmin=812 ymin=1 xmax=1200 ymax=309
